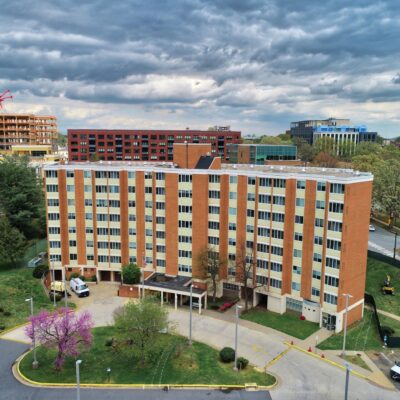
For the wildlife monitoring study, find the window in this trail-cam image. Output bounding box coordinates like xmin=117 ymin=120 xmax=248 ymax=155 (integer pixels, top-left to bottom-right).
xmin=84 ymin=185 xmax=91 ymax=192
xmin=315 ymin=218 xmax=324 ymax=228
xmin=229 ymin=207 xmax=236 ymax=216
xmin=48 ymin=227 xmax=60 ymax=234
xmin=312 ymin=270 xmax=321 ymax=279
xmin=110 ymin=228 xmax=120 ymax=235
xmin=110 ymin=214 xmax=120 ymax=222
xmin=86 ymin=227 xmax=93 ymax=234
xmin=68 ymin=227 xmax=76 ymax=233
xmin=296 ymin=180 xmax=306 ymax=189
xmin=48 ymin=213 xmax=60 ymax=220
xmin=145 ymin=201 xmax=152 ymax=208
xmin=208 ymin=206 xmax=219 ymax=214
xmin=46 ymin=184 xmax=58 ymax=192
xmin=274 ymin=196 xmax=285 ymax=205
xmin=270 ymin=278 xmax=282 ymax=288
xmin=156 ymin=202 xmax=165 ymax=210
xmin=209 ymin=175 xmax=220 ymax=183
xmin=229 ymin=176 xmax=237 ymax=184
xmin=156 ymin=187 xmax=165 ymax=195
xmin=293 ymin=265 xmax=301 ymax=275
xmin=156 ymin=245 xmax=166 ymax=253
xmin=328 ymin=221 xmax=342 ymax=232
xmin=259 ymin=178 xmax=272 ymax=187
xmin=179 ymin=174 xmax=192 ymax=183
xmin=258 ymin=211 xmax=271 ymax=220
xmin=109 ymin=200 xmax=120 ymax=207
xmin=47 ymin=199 xmax=59 ymax=206
xmin=68 ymin=213 xmax=76 ymax=220
xmin=228 ymin=238 xmax=236 ymax=246
xmin=96 ymin=185 xmax=107 ymax=193
xmin=179 ymin=235 xmax=192 ymax=243
xmin=313 ymin=253 xmax=322 ymax=263
xmin=178 ymin=220 xmax=192 ymax=228
xmin=209 ymin=190 xmax=220 ymax=199
xmin=178 ymin=250 xmax=192 ymax=258
xmin=49 ymin=241 xmax=61 ymax=248
xmin=294 ymin=249 xmax=302 ymax=258
xmin=229 ymin=192 xmax=237 ymax=200
xmin=96 ymin=199 xmax=107 ymax=207
xmin=314 ymin=236 xmax=323 ymax=245
xmin=294 ymin=232 xmax=303 ymax=241
xmin=84 ymin=171 xmax=91 ymax=178
xmin=324 ymin=293 xmax=338 ymax=305
xmin=258 ymin=227 xmax=269 ymax=237
xmin=156 ymin=259 xmax=166 ymax=267
xmin=296 ymin=198 xmax=305 ymax=207
xmin=248 ymin=177 xmax=256 ymax=185
xmin=327 ymin=239 xmax=341 ymax=251
xmin=317 ymin=182 xmax=326 ymax=191
xmin=271 ymin=262 xmax=282 ymax=272
xmin=295 ymin=215 xmax=303 ymax=224
xmin=325 ymin=275 xmax=339 ymax=287
xmin=272 ymin=229 xmax=284 ymax=239
xmin=326 ymin=257 xmax=340 ymax=269
xmin=256 ymin=275 xmax=268 ymax=285
xmin=329 ymin=202 xmax=344 ymax=213
xmin=209 ymin=221 xmax=220 ymax=230
xmin=316 ymin=200 xmax=325 ymax=209
xmin=67 ymin=171 xmax=74 ymax=178
xmin=228 ymin=222 xmax=236 ymax=231
xmin=178 ymin=189 xmax=192 ymax=198
xmin=274 ymin=179 xmax=286 ymax=188
xmin=257 ymin=243 xmax=268 ymax=253
xmin=330 ymin=183 xmax=345 ymax=194
xmin=45 ymin=170 xmax=57 ymax=178
xmin=259 ymin=194 xmax=271 ymax=204
xmin=178 ymin=264 xmax=192 ymax=273
xmin=312 ymin=287 xmax=320 ymax=296
xmin=84 ymin=199 xmax=92 ymax=206
xmin=247 ymin=192 xmax=255 ymax=201
xmin=246 ymin=225 xmax=254 ymax=233
xmin=272 ymin=213 xmax=285 ymax=222
xmin=85 ymin=213 xmax=93 ymax=220
xmin=156 ymin=172 xmax=165 ymax=180
xmin=292 ymin=282 xmax=300 ymax=291
xmin=128 ymin=186 xmax=135 ymax=193
xmin=257 ymin=260 xmax=268 ymax=269
xmin=208 ymin=236 xmax=219 ymax=245
xmin=70 ymin=254 xmax=77 ymax=261
xmin=247 ymin=209 xmax=255 ymax=217
xmin=110 ymin=256 xmax=121 ymax=263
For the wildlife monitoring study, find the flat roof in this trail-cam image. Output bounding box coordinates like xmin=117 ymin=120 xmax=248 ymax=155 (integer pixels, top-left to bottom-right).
xmin=144 ymin=273 xmax=205 ymax=295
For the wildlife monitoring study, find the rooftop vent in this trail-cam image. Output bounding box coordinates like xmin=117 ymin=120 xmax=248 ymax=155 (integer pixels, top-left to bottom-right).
xmin=302 ymin=167 xmax=306 ymax=172
xmin=250 ymin=165 xmax=254 ymax=169
xmin=233 ymin=165 xmax=237 ymax=169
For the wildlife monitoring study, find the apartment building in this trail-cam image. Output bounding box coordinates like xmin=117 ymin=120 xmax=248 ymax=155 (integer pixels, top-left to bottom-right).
xmin=68 ymin=127 xmax=241 ymax=162
xmin=0 ymin=113 xmax=57 ymax=153
xmin=45 ymin=144 xmax=372 ymax=332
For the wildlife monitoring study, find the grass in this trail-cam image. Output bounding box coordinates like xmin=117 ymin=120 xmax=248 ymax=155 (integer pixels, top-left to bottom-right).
xmin=241 ymin=308 xmax=320 ymax=339
xmin=365 ymin=256 xmax=400 ymax=316
xmin=318 ymin=309 xmax=400 ymax=351
xmin=342 ymin=354 xmax=372 ymax=372
xmin=20 ymin=327 xmax=276 ymax=386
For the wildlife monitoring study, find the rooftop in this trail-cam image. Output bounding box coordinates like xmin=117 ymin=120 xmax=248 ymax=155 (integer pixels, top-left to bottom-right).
xmin=44 ymin=161 xmax=373 ymax=182
xmin=144 ymin=273 xmax=205 ymax=295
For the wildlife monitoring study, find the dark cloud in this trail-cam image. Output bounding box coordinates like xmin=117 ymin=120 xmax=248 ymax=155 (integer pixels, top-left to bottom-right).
xmin=0 ymin=0 xmax=399 ymax=135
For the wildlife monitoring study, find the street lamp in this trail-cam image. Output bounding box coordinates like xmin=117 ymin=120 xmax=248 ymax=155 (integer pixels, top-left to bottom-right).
xmin=106 ymin=367 xmax=111 ymax=383
xmin=393 ymin=231 xmax=398 ymax=260
xmin=63 ymin=267 xmax=68 ymax=309
xmin=341 ymin=293 xmax=353 ymax=357
xmin=344 ymin=362 xmax=351 ymax=400
xmin=25 ymin=297 xmax=38 ymax=369
xmin=234 ymin=304 xmax=243 ymax=371
xmin=50 ymin=256 xmax=56 ymax=307
xmin=76 ymin=359 xmax=82 ymax=400
xmin=189 ymin=284 xmax=193 ymax=346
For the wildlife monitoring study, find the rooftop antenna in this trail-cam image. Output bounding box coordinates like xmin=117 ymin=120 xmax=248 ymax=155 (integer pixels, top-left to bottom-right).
xmin=0 ymin=89 xmax=13 ymax=113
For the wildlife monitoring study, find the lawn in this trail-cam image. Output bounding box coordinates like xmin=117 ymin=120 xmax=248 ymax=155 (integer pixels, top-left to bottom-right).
xmin=318 ymin=309 xmax=400 ymax=351
xmin=241 ymin=308 xmax=320 ymax=339
xmin=366 ymin=256 xmax=400 ymax=316
xmin=20 ymin=327 xmax=276 ymax=386
xmin=342 ymin=354 xmax=372 ymax=372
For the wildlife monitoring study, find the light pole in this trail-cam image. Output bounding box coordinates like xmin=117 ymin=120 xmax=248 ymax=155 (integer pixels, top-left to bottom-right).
xmin=76 ymin=359 xmax=82 ymax=400
xmin=344 ymin=362 xmax=351 ymax=400
xmin=50 ymin=257 xmax=56 ymax=307
xmin=394 ymin=231 xmax=398 ymax=260
xmin=63 ymin=267 xmax=68 ymax=309
xmin=234 ymin=304 xmax=243 ymax=371
xmin=25 ymin=297 xmax=38 ymax=369
xmin=341 ymin=293 xmax=353 ymax=357
xmin=189 ymin=284 xmax=193 ymax=346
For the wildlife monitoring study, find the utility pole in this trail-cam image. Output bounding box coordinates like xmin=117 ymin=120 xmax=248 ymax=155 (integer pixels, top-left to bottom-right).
xmin=189 ymin=283 xmax=193 ymax=346
xmin=394 ymin=232 xmax=398 ymax=260
xmin=344 ymin=362 xmax=351 ymax=400
xmin=341 ymin=293 xmax=353 ymax=357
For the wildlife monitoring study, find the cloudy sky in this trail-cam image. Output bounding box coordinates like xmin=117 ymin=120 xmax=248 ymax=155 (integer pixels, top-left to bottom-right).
xmin=1 ymin=0 xmax=399 ymax=137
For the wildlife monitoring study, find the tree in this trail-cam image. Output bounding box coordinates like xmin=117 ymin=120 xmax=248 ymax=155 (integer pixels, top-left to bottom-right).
xmin=292 ymin=138 xmax=316 ymax=164
xmin=260 ymin=136 xmax=283 ymax=145
xmin=354 ymin=142 xmax=382 ymax=157
xmin=0 ymin=216 xmax=26 ymax=265
xmin=0 ymin=155 xmax=45 ymax=239
xmin=313 ymin=152 xmax=339 ymax=168
xmin=113 ymin=298 xmax=169 ymax=365
xmin=313 ymin=137 xmax=336 ymax=157
xmin=25 ymin=309 xmax=93 ymax=371
xmin=196 ymin=246 xmax=224 ymax=303
xmin=373 ymin=159 xmax=400 ymax=227
xmin=121 ymin=263 xmax=141 ymax=284
xmin=351 ymin=153 xmax=382 ymax=172
xmin=57 ymin=133 xmax=67 ymax=147
xmin=234 ymin=243 xmax=256 ymax=312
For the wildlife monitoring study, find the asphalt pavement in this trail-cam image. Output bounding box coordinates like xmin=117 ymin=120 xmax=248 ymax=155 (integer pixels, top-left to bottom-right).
xmin=0 ymin=339 xmax=272 ymax=400
xmin=368 ymin=225 xmax=399 ymax=260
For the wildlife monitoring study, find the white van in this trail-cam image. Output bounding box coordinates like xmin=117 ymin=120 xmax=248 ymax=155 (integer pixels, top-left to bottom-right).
xmin=70 ymin=278 xmax=90 ymax=297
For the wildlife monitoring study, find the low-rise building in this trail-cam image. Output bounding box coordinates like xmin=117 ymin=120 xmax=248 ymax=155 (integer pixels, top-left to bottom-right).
xmin=229 ymin=144 xmax=297 ymax=164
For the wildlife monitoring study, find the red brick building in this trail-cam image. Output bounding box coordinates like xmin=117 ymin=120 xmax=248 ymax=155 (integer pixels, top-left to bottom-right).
xmin=68 ymin=128 xmax=242 ymax=162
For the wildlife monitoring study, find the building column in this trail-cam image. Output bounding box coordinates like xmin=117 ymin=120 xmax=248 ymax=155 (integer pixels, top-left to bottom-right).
xmin=174 ymin=293 xmax=178 ymax=310
xmin=199 ymin=296 xmax=202 ymax=315
xmin=180 ymin=295 xmax=183 ymax=306
xmin=204 ymin=294 xmax=207 ymax=310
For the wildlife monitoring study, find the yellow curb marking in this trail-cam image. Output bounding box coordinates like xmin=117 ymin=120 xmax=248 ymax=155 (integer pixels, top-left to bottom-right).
xmin=0 ymin=322 xmax=29 ymax=338
xmin=284 ymin=342 xmax=369 ymax=381
xmin=264 ymin=347 xmax=291 ymax=369
xmin=16 ymin=349 xmax=276 ymax=390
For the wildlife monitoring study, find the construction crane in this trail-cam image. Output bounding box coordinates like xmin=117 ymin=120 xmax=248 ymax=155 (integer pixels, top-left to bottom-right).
xmin=0 ymin=89 xmax=13 ymax=111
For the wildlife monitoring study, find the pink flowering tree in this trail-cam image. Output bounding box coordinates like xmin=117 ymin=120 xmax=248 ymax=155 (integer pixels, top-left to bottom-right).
xmin=25 ymin=308 xmax=94 ymax=371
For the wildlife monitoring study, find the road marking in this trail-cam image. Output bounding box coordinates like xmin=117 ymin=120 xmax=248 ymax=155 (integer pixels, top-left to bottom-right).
xmin=264 ymin=347 xmax=291 ymax=369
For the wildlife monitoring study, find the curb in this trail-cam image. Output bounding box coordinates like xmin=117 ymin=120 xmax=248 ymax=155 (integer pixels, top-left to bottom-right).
xmin=15 ymin=349 xmax=277 ymax=391
xmin=284 ymin=342 xmax=370 ymax=380
xmin=0 ymin=322 xmax=29 ymax=339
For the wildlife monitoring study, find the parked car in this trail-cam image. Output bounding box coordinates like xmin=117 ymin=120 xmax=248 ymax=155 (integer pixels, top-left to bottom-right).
xmin=390 ymin=362 xmax=400 ymax=381
xmin=369 ymin=224 xmax=376 ymax=232
xmin=70 ymin=278 xmax=90 ymax=297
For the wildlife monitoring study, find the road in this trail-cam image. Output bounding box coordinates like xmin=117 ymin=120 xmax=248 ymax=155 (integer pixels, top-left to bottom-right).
xmin=369 ymin=225 xmax=399 ymax=260
xmin=0 ymin=339 xmax=271 ymax=400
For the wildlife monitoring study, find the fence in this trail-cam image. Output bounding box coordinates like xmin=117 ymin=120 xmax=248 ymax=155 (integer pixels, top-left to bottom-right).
xmin=368 ymin=250 xmax=400 ymax=268
xmin=364 ymin=292 xmax=400 ymax=348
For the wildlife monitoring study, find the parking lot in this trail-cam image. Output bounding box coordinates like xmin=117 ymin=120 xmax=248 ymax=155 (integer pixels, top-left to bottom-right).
xmin=367 ymin=349 xmax=400 ymax=391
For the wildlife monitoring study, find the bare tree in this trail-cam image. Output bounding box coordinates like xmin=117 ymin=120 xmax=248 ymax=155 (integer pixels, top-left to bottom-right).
xmin=235 ymin=243 xmax=256 ymax=312
xmin=196 ymin=246 xmax=224 ymax=303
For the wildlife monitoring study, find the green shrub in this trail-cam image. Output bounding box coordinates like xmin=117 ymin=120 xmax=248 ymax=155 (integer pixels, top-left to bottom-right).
xmin=0 ymin=324 xmax=5 ymax=331
xmin=69 ymin=272 xmax=79 ymax=280
xmin=382 ymin=326 xmax=395 ymax=336
xmin=122 ymin=263 xmax=141 ymax=284
xmin=219 ymin=347 xmax=235 ymax=363
xmin=79 ymin=275 xmax=86 ymax=282
xmin=237 ymin=357 xmax=249 ymax=370
xmin=3 ymin=311 xmax=11 ymax=317
xmin=0 ymin=307 xmax=3 ymax=313
xmin=105 ymin=338 xmax=113 ymax=347
xmin=90 ymin=275 xmax=97 ymax=282
xmin=32 ymin=264 xmax=49 ymax=279
xmin=49 ymin=292 xmax=62 ymax=302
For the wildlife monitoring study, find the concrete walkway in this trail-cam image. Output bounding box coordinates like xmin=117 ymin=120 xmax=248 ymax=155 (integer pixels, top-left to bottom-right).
xmin=377 ymin=308 xmax=400 ymax=322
